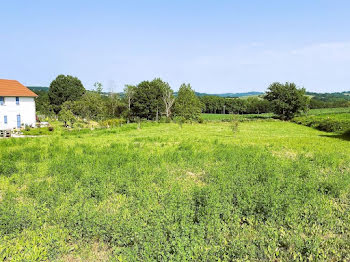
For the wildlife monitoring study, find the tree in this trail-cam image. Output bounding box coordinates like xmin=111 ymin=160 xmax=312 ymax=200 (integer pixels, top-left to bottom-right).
xmin=131 ymin=79 xmax=165 ymax=120
xmin=48 ymin=75 xmax=85 ymax=113
xmin=264 ymin=82 xmax=309 ymax=120
xmin=124 ymin=85 xmax=136 ymax=122
xmin=58 ymin=108 xmax=76 ymax=127
xmin=72 ymin=92 xmax=106 ymax=121
xmin=174 ymin=83 xmax=202 ymax=120
xmin=94 ymin=82 xmax=103 ymax=94
xmin=104 ymin=93 xmax=126 ymax=119
xmin=246 ymin=97 xmax=271 ymax=114
xmin=162 ymin=84 xmax=175 ymax=118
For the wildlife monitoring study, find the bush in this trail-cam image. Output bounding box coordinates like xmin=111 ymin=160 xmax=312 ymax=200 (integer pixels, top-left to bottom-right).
xmin=292 ymin=114 xmax=350 ymax=133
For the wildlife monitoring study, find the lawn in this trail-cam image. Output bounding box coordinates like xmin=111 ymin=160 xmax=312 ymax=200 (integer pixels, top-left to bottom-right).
xmin=0 ymin=121 xmax=349 ymax=261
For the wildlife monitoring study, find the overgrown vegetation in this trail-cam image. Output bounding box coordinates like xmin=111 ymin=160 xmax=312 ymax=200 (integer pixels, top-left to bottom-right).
xmin=292 ymin=109 xmax=350 ymax=133
xmin=1 ymin=121 xmax=349 ymax=261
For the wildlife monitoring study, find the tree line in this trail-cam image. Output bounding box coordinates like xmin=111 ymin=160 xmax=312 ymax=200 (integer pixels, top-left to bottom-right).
xmin=36 ymin=75 xmax=336 ymax=124
xmin=36 ymin=75 xmax=203 ymax=124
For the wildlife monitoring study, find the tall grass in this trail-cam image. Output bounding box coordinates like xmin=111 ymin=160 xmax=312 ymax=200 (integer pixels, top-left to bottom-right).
xmin=0 ymin=122 xmax=349 ymax=261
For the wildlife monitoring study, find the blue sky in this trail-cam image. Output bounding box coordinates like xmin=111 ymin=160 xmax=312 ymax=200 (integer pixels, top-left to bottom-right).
xmin=1 ymin=0 xmax=350 ymax=93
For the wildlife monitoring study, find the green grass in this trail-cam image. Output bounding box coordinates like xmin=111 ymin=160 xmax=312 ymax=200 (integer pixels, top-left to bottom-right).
xmin=201 ymin=113 xmax=273 ymax=121
xmin=0 ymin=121 xmax=350 ymax=261
xmin=202 ymin=107 xmax=350 ymax=122
xmin=293 ymin=108 xmax=350 ymax=133
xmin=305 ymin=107 xmax=350 ymax=115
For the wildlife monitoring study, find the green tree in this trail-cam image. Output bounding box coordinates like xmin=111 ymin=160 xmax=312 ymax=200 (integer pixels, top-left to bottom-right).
xmin=72 ymin=92 xmax=106 ymax=121
xmin=123 ymin=85 xmax=136 ymax=122
xmin=93 ymin=82 xmax=103 ymax=94
xmin=265 ymin=82 xmax=309 ymax=120
xmin=104 ymin=93 xmax=126 ymax=119
xmin=131 ymin=78 xmax=166 ymax=120
xmin=174 ymin=84 xmax=202 ymax=120
xmin=48 ymin=75 xmax=85 ymax=113
xmin=58 ymin=108 xmax=76 ymax=127
xmin=162 ymin=85 xmax=175 ymax=118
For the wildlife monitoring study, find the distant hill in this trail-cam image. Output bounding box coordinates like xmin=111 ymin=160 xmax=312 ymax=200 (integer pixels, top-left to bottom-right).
xmin=193 ymin=91 xmax=264 ymax=98
xmin=27 ymin=86 xmax=350 ymax=101
xmin=28 ymin=86 xmax=49 ymax=92
xmin=26 ymin=87 xmax=263 ymax=98
xmin=306 ymin=91 xmax=350 ymax=101
xmin=172 ymin=91 xmax=264 ymax=98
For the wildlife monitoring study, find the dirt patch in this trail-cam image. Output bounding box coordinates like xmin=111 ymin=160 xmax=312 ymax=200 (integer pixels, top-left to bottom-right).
xmin=175 ymin=170 xmax=206 ymax=188
xmin=61 ymin=242 xmax=111 ymax=262
xmin=271 ymin=150 xmax=298 ymax=160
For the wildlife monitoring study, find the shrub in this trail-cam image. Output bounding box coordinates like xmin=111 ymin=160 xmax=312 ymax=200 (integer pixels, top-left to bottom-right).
xmin=292 ymin=114 xmax=350 ymax=133
xmin=99 ymin=118 xmax=126 ymax=128
xmin=230 ymin=120 xmax=239 ymax=134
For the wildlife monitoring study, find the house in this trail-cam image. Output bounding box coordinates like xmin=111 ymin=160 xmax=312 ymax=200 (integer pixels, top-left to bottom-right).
xmin=0 ymin=79 xmax=38 ymax=130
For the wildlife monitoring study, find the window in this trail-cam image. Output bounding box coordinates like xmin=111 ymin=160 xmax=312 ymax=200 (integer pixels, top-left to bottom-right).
xmin=0 ymin=97 xmax=3 ymax=105
xmin=4 ymin=116 xmax=7 ymax=124
xmin=16 ymin=97 xmax=19 ymax=105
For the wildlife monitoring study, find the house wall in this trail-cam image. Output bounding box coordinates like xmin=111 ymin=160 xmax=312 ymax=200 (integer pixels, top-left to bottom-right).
xmin=0 ymin=97 xmax=36 ymax=129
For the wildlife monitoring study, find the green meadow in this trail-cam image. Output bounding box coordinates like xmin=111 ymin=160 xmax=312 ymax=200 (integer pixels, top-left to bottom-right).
xmin=201 ymin=113 xmax=273 ymax=121
xmin=1 ymin=120 xmax=350 ymax=261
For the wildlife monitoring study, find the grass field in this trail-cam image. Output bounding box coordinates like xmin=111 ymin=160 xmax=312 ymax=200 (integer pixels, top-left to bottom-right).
xmin=202 ymin=107 xmax=350 ymax=121
xmin=305 ymin=107 xmax=350 ymax=115
xmin=293 ymin=108 xmax=350 ymax=133
xmin=201 ymin=113 xmax=273 ymax=121
xmin=1 ymin=121 xmax=350 ymax=261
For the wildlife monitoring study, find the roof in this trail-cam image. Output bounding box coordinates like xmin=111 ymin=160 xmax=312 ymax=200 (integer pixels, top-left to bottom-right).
xmin=0 ymin=79 xmax=38 ymax=97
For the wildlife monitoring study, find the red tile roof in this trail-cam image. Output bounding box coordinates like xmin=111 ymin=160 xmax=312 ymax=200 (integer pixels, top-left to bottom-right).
xmin=0 ymin=79 xmax=38 ymax=97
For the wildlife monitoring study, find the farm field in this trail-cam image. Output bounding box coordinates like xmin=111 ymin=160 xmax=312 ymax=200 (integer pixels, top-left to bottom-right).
xmin=305 ymin=107 xmax=350 ymax=115
xmin=201 ymin=113 xmax=273 ymax=121
xmin=202 ymin=107 xmax=350 ymax=122
xmin=293 ymin=108 xmax=350 ymax=133
xmin=1 ymin=121 xmax=350 ymax=261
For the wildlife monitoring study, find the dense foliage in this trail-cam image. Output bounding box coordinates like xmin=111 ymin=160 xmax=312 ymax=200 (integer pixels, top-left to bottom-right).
xmin=292 ymin=108 xmax=350 ymax=133
xmin=200 ymin=96 xmax=271 ymax=114
xmin=130 ymin=79 xmax=167 ymax=121
xmin=174 ymin=84 xmax=202 ymax=120
xmin=265 ymin=82 xmax=309 ymax=120
xmin=48 ymin=75 xmax=86 ymax=113
xmin=35 ymin=76 xmax=349 ymax=125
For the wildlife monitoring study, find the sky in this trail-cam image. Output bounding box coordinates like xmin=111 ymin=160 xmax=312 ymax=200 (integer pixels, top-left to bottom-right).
xmin=1 ymin=0 xmax=350 ymax=93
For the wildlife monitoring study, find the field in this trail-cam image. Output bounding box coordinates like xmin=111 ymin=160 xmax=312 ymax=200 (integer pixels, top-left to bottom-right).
xmin=1 ymin=121 xmax=350 ymax=261
xmin=293 ymin=107 xmax=350 ymax=133
xmin=304 ymin=107 xmax=350 ymax=115
xmin=202 ymin=107 xmax=350 ymax=121
xmin=201 ymin=113 xmax=273 ymax=121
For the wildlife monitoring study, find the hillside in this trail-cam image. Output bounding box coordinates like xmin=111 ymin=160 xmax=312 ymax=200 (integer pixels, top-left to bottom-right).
xmin=27 ymin=86 xmax=49 ymax=92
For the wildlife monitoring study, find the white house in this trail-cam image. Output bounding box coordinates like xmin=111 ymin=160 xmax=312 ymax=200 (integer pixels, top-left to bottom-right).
xmin=0 ymin=79 xmax=37 ymax=130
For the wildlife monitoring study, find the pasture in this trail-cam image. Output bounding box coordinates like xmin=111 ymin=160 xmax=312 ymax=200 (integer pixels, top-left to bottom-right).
xmin=293 ymin=107 xmax=350 ymax=133
xmin=0 ymin=121 xmax=350 ymax=261
xmin=201 ymin=113 xmax=273 ymax=121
